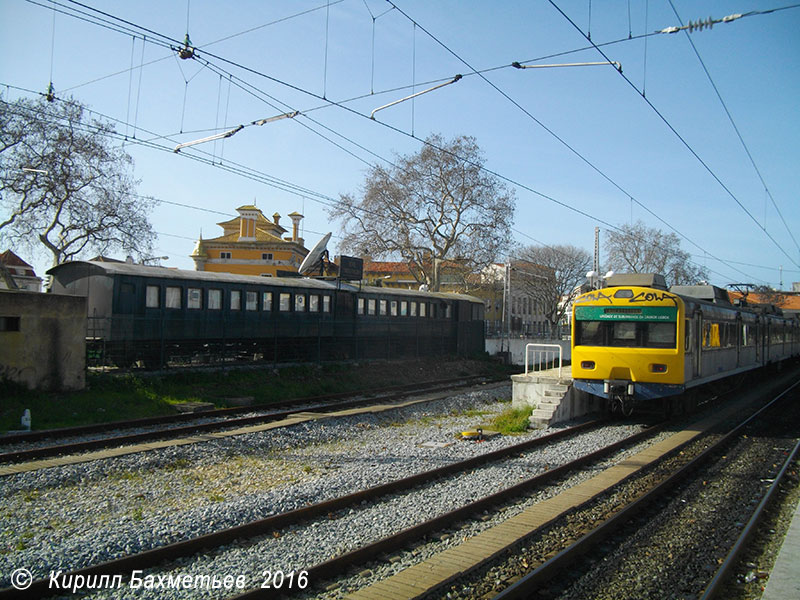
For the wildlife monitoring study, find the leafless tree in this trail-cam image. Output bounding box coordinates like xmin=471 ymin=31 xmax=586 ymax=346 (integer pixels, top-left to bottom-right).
xmin=330 ymin=134 xmax=515 ymax=291
xmin=0 ymin=96 xmax=155 ymax=269
xmin=515 ymin=244 xmax=592 ymax=335
xmin=604 ymin=220 xmax=707 ymax=287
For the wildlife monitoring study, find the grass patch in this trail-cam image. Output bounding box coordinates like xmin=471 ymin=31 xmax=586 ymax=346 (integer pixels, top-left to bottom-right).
xmin=0 ymin=358 xmax=515 ymax=433
xmin=490 ymin=406 xmax=533 ymax=435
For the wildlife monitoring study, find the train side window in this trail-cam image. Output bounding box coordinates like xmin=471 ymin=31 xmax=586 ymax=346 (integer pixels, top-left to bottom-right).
xmin=684 ymin=319 xmax=692 ymax=352
xmin=357 ymin=297 xmax=365 ymax=314
xmin=419 ymin=302 xmax=426 ymax=317
xmin=446 ymin=304 xmax=452 ymax=319
xmin=187 ymin=288 xmax=203 ymax=309
xmin=368 ymin=298 xmax=376 ymax=315
xmin=309 ymin=294 xmax=320 ymax=312
xmin=322 ymin=296 xmax=331 ymax=313
xmin=279 ymin=293 xmax=291 ymax=311
xmin=246 ymin=291 xmax=257 ymax=311
xmin=231 ymin=290 xmax=241 ymax=311
xmin=410 ymin=302 xmax=417 ymax=317
xmin=295 ymin=294 xmax=306 ymax=312
xmin=400 ymin=301 xmax=408 ymax=316
xmin=166 ymin=286 xmax=181 ymax=309
xmin=262 ymin=292 xmax=272 ymax=311
xmin=379 ymin=300 xmax=387 ymax=315
xmin=390 ymin=300 xmax=398 ymax=316
xmin=146 ymin=285 xmax=160 ymax=308
xmin=208 ymin=289 xmax=222 ymax=310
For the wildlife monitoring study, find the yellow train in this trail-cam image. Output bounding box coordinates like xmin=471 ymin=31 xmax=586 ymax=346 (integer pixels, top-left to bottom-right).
xmin=571 ymin=274 xmax=800 ymax=415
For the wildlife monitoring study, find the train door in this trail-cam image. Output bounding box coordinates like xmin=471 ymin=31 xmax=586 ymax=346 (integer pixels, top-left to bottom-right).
xmin=693 ymin=311 xmax=702 ymax=378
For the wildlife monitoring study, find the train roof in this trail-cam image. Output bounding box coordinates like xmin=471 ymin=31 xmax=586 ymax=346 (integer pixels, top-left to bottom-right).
xmin=669 ymin=285 xmax=732 ymax=306
xmin=47 ymin=261 xmax=482 ymax=303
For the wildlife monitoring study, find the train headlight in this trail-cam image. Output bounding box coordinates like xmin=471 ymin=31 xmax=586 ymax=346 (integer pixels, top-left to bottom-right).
xmin=650 ymin=363 xmax=668 ymax=373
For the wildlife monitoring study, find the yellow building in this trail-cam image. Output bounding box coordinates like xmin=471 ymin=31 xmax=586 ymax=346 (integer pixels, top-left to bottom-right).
xmin=190 ymin=205 xmax=308 ymax=277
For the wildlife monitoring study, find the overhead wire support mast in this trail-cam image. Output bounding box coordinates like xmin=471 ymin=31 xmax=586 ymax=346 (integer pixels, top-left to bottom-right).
xmin=370 ymin=74 xmax=462 ymax=119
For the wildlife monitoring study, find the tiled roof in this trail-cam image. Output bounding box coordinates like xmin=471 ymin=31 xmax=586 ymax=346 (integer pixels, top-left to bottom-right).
xmin=729 ymin=291 xmax=800 ymax=311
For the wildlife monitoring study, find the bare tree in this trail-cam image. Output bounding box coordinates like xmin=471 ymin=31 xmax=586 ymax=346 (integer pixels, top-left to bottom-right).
xmin=604 ymin=221 xmax=707 ymax=287
xmin=0 ymin=96 xmax=155 ymax=269
xmin=330 ymin=134 xmax=515 ymax=291
xmin=515 ymin=244 xmax=592 ymax=336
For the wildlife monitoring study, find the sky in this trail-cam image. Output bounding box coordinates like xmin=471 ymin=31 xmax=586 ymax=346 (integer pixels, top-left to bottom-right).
xmin=1 ymin=0 xmax=798 ymax=290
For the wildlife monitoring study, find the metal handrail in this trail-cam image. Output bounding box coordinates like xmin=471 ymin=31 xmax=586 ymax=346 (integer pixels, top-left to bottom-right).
xmin=525 ymin=343 xmax=563 ymax=378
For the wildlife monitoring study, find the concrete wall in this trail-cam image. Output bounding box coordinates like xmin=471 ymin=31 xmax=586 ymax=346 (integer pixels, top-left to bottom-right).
xmin=0 ymin=291 xmax=86 ymax=391
xmin=486 ymin=337 xmax=571 ymax=367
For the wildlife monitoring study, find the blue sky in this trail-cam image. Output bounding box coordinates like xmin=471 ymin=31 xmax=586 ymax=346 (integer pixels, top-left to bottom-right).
xmin=1 ymin=0 xmax=798 ymax=290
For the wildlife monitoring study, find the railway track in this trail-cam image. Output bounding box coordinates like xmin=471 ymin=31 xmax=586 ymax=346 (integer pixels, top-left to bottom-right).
xmin=424 ymin=375 xmax=800 ymax=600
xmin=0 ymin=416 xmax=665 ymax=599
xmin=0 ymin=374 xmax=497 ymax=468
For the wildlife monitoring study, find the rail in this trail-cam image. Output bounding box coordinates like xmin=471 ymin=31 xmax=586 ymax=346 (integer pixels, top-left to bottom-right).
xmin=524 ymin=343 xmax=563 ymax=378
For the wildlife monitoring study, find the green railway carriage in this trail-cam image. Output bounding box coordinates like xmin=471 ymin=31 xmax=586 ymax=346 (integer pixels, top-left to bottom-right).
xmin=48 ymin=261 xmax=485 ymax=368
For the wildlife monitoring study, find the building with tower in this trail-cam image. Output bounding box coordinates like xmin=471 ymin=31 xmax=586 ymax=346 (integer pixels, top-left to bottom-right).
xmin=190 ymin=205 xmax=308 ymax=277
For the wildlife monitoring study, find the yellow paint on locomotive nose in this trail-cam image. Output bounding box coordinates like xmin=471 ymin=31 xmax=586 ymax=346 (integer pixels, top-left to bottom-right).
xmin=608 ymin=366 xmax=633 ymax=381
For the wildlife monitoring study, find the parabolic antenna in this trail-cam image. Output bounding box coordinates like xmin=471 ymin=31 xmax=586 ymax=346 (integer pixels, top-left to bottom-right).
xmin=298 ymin=232 xmax=332 ymax=276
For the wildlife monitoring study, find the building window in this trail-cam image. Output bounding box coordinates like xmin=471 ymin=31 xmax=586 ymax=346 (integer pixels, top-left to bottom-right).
xmin=322 ymin=296 xmax=331 ymax=313
xmin=262 ymin=253 xmax=273 ymax=260
xmin=309 ymin=294 xmax=319 ymax=312
xmin=188 ymin=288 xmax=203 ymax=309
xmin=246 ymin=291 xmax=257 ymax=311
xmin=260 ymin=273 xmax=273 ymax=277
xmin=262 ymin=292 xmax=272 ymax=311
xmin=220 ymin=251 xmax=232 ymax=259
xmin=208 ymin=289 xmax=222 ymax=310
xmin=146 ymin=285 xmax=160 ymax=308
xmin=231 ymin=290 xmax=241 ymax=310
xmin=279 ymin=293 xmax=291 ymax=311
xmin=166 ymin=286 xmax=181 ymax=309
xmin=295 ymin=294 xmax=306 ymax=312
xmin=0 ymin=316 xmax=21 ymax=332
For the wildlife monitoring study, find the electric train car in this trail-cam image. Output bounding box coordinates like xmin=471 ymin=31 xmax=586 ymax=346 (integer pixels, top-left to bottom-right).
xmin=571 ymin=273 xmax=800 ymax=414
xmin=47 ymin=260 xmax=485 ymax=368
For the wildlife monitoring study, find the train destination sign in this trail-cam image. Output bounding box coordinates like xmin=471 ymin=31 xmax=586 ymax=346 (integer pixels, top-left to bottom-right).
xmin=575 ymin=306 xmax=677 ymax=322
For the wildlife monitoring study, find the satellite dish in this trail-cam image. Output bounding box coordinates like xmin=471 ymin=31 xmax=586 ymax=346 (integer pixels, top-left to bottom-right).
xmin=298 ymin=232 xmax=332 ymax=276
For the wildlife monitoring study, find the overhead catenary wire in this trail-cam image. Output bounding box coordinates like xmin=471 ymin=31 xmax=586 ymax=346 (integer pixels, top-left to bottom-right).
xmin=9 ymin=2 xmax=794 ymax=284
xmin=547 ymin=0 xmax=800 ymax=270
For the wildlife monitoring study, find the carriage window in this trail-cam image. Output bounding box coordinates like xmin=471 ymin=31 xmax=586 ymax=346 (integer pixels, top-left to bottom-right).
xmin=419 ymin=302 xmax=426 ymax=317
xmin=166 ymin=286 xmax=181 ymax=309
xmin=410 ymin=302 xmax=417 ymax=317
xmin=208 ymin=289 xmax=222 ymax=310
xmin=446 ymin=304 xmax=452 ymax=319
xmin=279 ymin=293 xmax=291 ymax=311
xmin=322 ymin=296 xmax=331 ymax=313
xmin=379 ymin=300 xmax=387 ymax=316
xmin=231 ymin=290 xmax=241 ymax=311
xmin=368 ymin=298 xmax=376 ymax=315
xmin=295 ymin=294 xmax=306 ymax=312
xmin=262 ymin=292 xmax=272 ymax=311
xmin=357 ymin=297 xmax=365 ymax=314
xmin=146 ymin=285 xmax=160 ymax=308
xmin=187 ymin=288 xmax=203 ymax=309
xmin=390 ymin=300 xmax=398 ymax=316
xmin=400 ymin=301 xmax=408 ymax=316
xmin=309 ymin=294 xmax=320 ymax=312
xmin=246 ymin=291 xmax=257 ymax=311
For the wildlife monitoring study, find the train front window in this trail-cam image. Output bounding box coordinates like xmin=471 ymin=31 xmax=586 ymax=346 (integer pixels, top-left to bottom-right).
xmin=576 ymin=320 xmax=677 ymax=349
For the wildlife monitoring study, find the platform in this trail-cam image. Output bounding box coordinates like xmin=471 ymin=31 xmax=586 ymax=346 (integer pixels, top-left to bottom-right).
xmin=762 ymin=495 xmax=800 ymax=600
